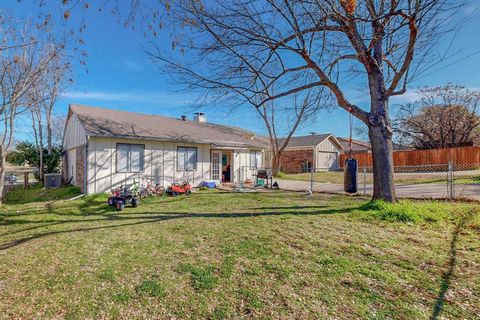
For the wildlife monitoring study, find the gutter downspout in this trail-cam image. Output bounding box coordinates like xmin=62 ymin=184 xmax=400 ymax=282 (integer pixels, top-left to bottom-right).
xmin=84 ymin=136 xmax=89 ymax=195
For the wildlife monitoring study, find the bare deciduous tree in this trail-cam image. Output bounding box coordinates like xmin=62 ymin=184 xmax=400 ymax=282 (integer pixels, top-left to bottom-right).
xmin=0 ymin=16 xmax=63 ymax=203
xmin=51 ymin=114 xmax=67 ymax=146
xmin=32 ymin=0 xmax=462 ymax=201
xmin=28 ymin=41 xmax=72 ymax=184
xmin=145 ymin=0 xmax=461 ymax=201
xmin=395 ymin=85 xmax=480 ymax=149
xmin=259 ymin=92 xmax=328 ymax=175
xmin=41 ymin=53 xmax=71 ymax=155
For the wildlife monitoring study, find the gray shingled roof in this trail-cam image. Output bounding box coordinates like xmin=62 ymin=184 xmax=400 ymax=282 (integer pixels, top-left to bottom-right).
xmin=279 ymin=133 xmax=332 ymax=148
xmin=69 ymin=104 xmax=268 ymax=148
xmin=337 ymin=137 xmax=371 ymax=151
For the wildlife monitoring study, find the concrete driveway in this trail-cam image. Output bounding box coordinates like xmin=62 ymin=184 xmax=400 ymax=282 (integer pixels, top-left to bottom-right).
xmin=275 ymin=179 xmax=480 ymax=201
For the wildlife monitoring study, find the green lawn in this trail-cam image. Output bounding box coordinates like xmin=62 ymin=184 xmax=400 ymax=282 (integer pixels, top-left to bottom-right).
xmin=5 ymin=184 xmax=81 ymax=204
xmin=1 ymin=188 xmax=479 ymax=319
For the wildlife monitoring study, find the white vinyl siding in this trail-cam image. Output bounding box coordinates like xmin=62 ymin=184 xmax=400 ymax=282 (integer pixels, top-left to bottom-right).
xmin=116 ymin=143 xmax=144 ymax=173
xmin=63 ymin=113 xmax=87 ymax=150
xmin=86 ymin=137 xmax=266 ymax=194
xmin=177 ymin=147 xmax=197 ymax=171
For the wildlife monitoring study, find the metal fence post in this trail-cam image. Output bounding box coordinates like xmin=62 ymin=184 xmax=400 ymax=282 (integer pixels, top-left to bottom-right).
xmin=363 ymin=166 xmax=367 ymax=196
xmin=310 ymin=165 xmax=314 ymax=193
xmin=240 ymin=166 xmax=244 ymax=188
xmin=447 ymin=161 xmax=454 ymax=199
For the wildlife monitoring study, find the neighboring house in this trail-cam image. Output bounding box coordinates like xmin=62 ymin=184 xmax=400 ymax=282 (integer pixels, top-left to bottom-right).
xmin=338 ymin=137 xmax=409 ymax=153
xmin=337 ymin=137 xmax=371 ymax=154
xmin=63 ymin=105 xmax=268 ymax=194
xmin=278 ymin=134 xmax=343 ymax=173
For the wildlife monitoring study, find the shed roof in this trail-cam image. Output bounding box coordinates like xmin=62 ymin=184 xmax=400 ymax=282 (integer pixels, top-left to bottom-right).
xmin=337 ymin=137 xmax=371 ymax=151
xmin=280 ymin=133 xmax=343 ymax=149
xmin=68 ymin=104 xmax=267 ymax=148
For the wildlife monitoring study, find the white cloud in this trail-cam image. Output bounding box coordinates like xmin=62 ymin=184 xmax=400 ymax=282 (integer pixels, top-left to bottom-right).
xmin=390 ymin=90 xmax=424 ymax=105
xmin=121 ymin=59 xmax=144 ymax=71
xmin=60 ymin=90 xmax=195 ymax=106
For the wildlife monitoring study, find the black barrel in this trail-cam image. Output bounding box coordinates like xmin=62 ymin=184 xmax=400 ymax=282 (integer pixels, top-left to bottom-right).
xmin=344 ymin=158 xmax=358 ymax=193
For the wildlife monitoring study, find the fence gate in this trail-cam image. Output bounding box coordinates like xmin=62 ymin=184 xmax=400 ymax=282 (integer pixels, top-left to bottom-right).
xmin=450 ymin=162 xmax=480 ymax=200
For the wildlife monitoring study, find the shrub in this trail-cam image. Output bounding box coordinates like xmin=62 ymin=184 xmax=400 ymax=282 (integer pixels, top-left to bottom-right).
xmin=275 ymin=171 xmax=287 ymax=179
xmin=359 ymin=200 xmax=458 ymax=224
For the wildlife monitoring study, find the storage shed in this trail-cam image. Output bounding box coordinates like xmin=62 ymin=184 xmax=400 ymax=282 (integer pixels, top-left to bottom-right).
xmin=278 ymin=134 xmax=343 ymax=173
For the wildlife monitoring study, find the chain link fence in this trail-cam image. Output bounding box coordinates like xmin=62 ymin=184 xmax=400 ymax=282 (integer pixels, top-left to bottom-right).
xmin=279 ymin=162 xmax=480 ymax=200
xmin=353 ymin=162 xmax=480 ymax=200
xmin=449 ymin=163 xmax=480 ymax=200
xmin=2 ymin=167 xmax=37 ymax=198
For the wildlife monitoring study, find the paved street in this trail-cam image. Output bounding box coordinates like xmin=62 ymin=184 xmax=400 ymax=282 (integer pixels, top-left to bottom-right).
xmin=275 ymin=179 xmax=480 ymax=201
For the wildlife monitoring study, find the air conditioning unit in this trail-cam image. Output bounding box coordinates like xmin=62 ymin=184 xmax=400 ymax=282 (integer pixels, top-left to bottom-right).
xmin=44 ymin=173 xmax=62 ymax=188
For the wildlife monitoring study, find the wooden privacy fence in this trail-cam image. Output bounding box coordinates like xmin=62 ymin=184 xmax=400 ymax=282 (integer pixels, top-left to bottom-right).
xmin=339 ymin=146 xmax=480 ymax=168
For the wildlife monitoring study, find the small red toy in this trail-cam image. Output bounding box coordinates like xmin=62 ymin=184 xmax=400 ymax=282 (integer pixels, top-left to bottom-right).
xmin=166 ymin=182 xmax=192 ymax=196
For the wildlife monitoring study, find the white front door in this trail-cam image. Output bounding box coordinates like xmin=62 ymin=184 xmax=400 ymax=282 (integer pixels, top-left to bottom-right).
xmin=211 ymin=150 xmax=222 ymax=183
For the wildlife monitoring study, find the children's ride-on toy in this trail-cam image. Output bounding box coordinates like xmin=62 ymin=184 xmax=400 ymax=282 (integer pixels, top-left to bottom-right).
xmin=107 ymin=185 xmax=139 ymax=211
xmin=166 ymin=182 xmax=192 ymax=197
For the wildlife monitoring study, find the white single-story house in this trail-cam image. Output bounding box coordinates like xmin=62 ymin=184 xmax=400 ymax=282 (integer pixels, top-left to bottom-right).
xmin=278 ymin=133 xmax=344 ymax=173
xmin=63 ymin=105 xmax=268 ymax=194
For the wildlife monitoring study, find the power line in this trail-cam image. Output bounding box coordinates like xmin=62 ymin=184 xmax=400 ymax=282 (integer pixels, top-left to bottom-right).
xmin=414 ymin=49 xmax=480 ymax=81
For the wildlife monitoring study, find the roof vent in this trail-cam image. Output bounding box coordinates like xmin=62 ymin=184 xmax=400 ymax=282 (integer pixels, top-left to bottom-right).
xmin=193 ymin=112 xmax=207 ymax=122
xmin=181 ymin=115 xmax=187 ymax=121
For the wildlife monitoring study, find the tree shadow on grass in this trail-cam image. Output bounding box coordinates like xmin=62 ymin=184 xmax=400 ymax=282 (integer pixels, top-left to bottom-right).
xmin=258 ymin=205 xmax=329 ymax=210
xmin=0 ymin=206 xmax=358 ymax=250
xmin=430 ymin=210 xmax=476 ymax=320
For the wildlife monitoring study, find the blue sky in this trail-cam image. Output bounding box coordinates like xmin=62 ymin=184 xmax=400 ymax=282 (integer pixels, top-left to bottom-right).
xmin=6 ymin=1 xmax=480 ymax=141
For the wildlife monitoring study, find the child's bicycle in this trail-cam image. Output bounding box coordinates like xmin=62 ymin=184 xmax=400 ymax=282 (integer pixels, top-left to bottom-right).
xmin=131 ymin=179 xmax=149 ymax=198
xmin=139 ymin=178 xmax=165 ymax=197
xmin=147 ymin=178 xmax=165 ymax=196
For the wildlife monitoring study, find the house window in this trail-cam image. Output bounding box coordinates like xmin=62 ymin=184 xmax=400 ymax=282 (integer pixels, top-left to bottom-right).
xmin=250 ymin=150 xmax=257 ymax=167
xmin=116 ymin=143 xmax=144 ymax=173
xmin=177 ymin=146 xmax=197 ymax=171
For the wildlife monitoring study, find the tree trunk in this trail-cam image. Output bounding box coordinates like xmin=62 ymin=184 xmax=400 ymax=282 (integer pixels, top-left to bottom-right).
xmin=271 ymin=151 xmax=282 ymax=176
xmin=368 ymin=122 xmax=397 ymax=202
xmin=31 ymin=109 xmax=44 ymax=183
xmin=46 ymin=111 xmax=52 ymax=155
xmin=0 ymin=152 xmax=7 ymax=205
xmin=38 ymin=147 xmax=44 ymax=184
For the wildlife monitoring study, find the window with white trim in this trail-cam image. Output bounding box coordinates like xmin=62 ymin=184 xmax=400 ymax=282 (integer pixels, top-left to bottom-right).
xmin=116 ymin=143 xmax=144 ymax=173
xmin=250 ymin=150 xmax=257 ymax=167
xmin=177 ymin=146 xmax=197 ymax=171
